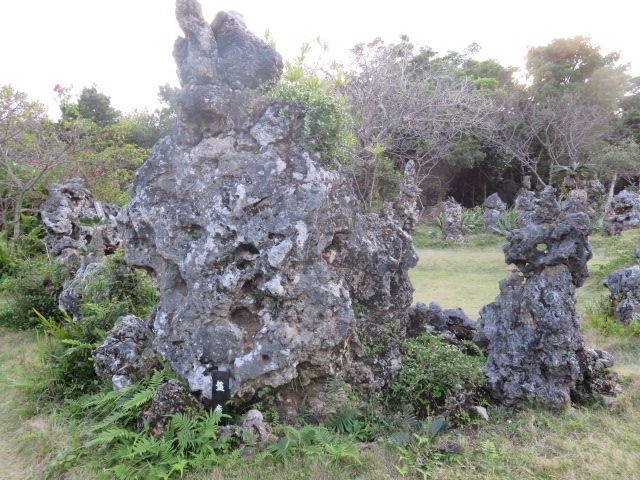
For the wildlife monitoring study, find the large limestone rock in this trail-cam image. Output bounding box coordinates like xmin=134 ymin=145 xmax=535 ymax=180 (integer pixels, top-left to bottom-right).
xmin=474 ymin=187 xmax=617 ymax=407
xmin=117 ymin=0 xmax=419 ymax=408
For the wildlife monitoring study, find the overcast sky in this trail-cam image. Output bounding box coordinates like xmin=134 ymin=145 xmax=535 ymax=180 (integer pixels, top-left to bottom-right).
xmin=1 ymin=0 xmax=637 ymax=116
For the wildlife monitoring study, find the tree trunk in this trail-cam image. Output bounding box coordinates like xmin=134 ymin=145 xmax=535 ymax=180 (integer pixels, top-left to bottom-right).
xmin=10 ymin=190 xmax=25 ymax=252
xmin=603 ymin=172 xmax=617 ymax=216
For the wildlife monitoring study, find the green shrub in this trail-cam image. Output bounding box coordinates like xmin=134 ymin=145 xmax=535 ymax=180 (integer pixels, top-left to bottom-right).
xmin=461 ymin=206 xmax=485 ymax=234
xmin=32 ymin=249 xmax=157 ymax=399
xmin=0 ymin=253 xmax=65 ymax=330
xmin=498 ymin=207 xmax=520 ymax=233
xmin=587 ymin=295 xmax=640 ymax=337
xmin=384 ymin=333 xmax=486 ymax=419
xmin=269 ymin=80 xmax=353 ymax=164
xmin=47 ymin=371 xmax=236 ymax=480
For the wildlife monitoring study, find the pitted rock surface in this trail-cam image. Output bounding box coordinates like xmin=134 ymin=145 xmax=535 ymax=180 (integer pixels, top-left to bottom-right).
xmin=603 ymin=190 xmax=640 ymax=236
xmin=474 ymin=187 xmax=617 ymax=407
xmin=603 ymin=248 xmax=640 ymax=325
xmin=172 ymin=0 xmax=283 ymax=147
xmin=439 ymin=200 xmax=466 ymax=242
xmin=39 ymin=178 xmax=121 ymax=261
xmin=93 ymin=315 xmax=160 ymax=389
xmin=118 ymin=0 xmax=419 ymax=407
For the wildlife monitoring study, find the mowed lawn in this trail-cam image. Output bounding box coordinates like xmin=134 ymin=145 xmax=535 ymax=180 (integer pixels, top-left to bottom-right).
xmin=409 ymin=245 xmax=507 ymax=319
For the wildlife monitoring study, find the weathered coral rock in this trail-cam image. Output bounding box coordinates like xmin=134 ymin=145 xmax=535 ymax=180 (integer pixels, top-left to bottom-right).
xmin=117 ymin=0 xmax=419 ymax=409
xmin=474 ymin=187 xmax=617 ymax=407
xmin=39 ymin=178 xmax=121 ymax=262
xmin=57 ymin=262 xmax=102 ymax=319
xmin=603 ymin=190 xmax=640 ymax=236
xmin=439 ymin=200 xmax=466 ymax=242
xmin=407 ymin=302 xmax=477 ymax=345
xmin=241 ymin=409 xmax=276 ymax=445
xmin=137 ymin=380 xmax=202 ymax=438
xmin=482 ymin=192 xmax=506 ymax=233
xmin=172 ymin=0 xmax=283 ymax=147
xmin=93 ymin=315 xmax=160 ymax=389
xmin=603 ymin=246 xmax=640 ymax=325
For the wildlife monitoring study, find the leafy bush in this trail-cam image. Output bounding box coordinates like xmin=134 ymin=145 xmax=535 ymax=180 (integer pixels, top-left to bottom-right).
xmin=587 ymin=295 xmax=640 ymax=337
xmin=270 ymin=80 xmax=353 ymax=164
xmin=32 ymin=249 xmax=157 ymax=399
xmin=461 ymin=206 xmax=485 ymax=234
xmin=384 ymin=333 xmax=486 ymax=419
xmin=0 ymin=253 xmax=65 ymax=330
xmin=498 ymin=207 xmax=520 ymax=233
xmin=264 ymin=424 xmax=360 ymax=467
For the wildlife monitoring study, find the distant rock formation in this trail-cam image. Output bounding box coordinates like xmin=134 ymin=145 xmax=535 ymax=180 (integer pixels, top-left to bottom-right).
xmin=39 ymin=178 xmax=122 ymax=318
xmin=474 ymin=187 xmax=618 ymax=407
xmin=603 ymin=190 xmax=640 ymax=236
xmin=114 ymin=0 xmax=421 ymax=414
xmin=603 ymin=245 xmax=640 ymax=325
xmin=439 ymin=200 xmax=466 ymax=242
xmin=482 ymin=192 xmax=506 ymax=234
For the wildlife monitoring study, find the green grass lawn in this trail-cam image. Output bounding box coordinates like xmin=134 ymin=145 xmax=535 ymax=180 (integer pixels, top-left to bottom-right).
xmin=409 ymin=245 xmax=505 ymax=319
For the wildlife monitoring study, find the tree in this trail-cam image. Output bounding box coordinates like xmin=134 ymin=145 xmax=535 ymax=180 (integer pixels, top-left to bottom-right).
xmin=526 ymin=35 xmax=629 ymax=109
xmin=341 ymin=38 xmax=500 ymax=206
xmin=60 ymin=85 xmax=120 ymax=127
xmin=0 ymin=85 xmax=87 ymax=249
xmin=590 ymin=140 xmax=640 ymax=213
xmin=497 ymin=91 xmax=612 ymax=186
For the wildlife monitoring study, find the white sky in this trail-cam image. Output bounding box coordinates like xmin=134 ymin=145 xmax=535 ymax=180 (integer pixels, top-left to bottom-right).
xmin=1 ymin=0 xmax=637 ymax=116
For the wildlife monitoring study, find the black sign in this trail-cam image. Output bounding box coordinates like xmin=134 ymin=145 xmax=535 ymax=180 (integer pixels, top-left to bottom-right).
xmin=211 ymin=370 xmax=230 ymax=421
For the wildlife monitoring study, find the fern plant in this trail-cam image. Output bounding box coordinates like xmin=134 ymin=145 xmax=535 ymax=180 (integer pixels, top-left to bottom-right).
xmin=265 ymin=425 xmax=360 ymax=467
xmin=49 ymin=369 xmax=238 ymax=480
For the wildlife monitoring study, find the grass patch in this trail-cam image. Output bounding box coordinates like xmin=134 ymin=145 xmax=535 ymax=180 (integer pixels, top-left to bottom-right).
xmin=409 ymin=243 xmax=505 ymax=318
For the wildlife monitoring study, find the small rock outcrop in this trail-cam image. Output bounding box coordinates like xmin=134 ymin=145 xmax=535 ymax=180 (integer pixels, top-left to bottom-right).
xmin=439 ymin=200 xmax=466 ymax=242
xmin=93 ymin=315 xmax=160 ymax=390
xmin=474 ymin=187 xmax=617 ymax=407
xmin=137 ymin=380 xmax=202 ymax=439
xmin=603 ymin=190 xmax=640 ymax=236
xmin=482 ymin=193 xmax=506 ymax=234
xmin=407 ymin=302 xmax=477 ymax=345
xmin=241 ymin=409 xmax=276 ymax=445
xmin=117 ymin=0 xmax=420 ymax=411
xmin=39 ymin=178 xmax=121 ymax=262
xmin=603 ymin=246 xmax=640 ymax=325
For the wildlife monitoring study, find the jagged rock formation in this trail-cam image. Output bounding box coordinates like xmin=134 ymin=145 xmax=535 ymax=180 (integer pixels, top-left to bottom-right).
xmin=116 ymin=0 xmax=420 ymax=409
xmin=39 ymin=178 xmax=121 ymax=262
xmin=93 ymin=315 xmax=160 ymax=389
xmin=474 ymin=187 xmax=617 ymax=407
xmin=407 ymin=302 xmax=477 ymax=345
xmin=39 ymin=178 xmax=123 ymax=317
xmin=137 ymin=380 xmax=202 ymax=439
xmin=603 ymin=246 xmax=640 ymax=325
xmin=439 ymin=200 xmax=466 ymax=242
xmin=482 ymin=192 xmax=506 ymax=234
xmin=603 ymin=190 xmax=640 ymax=236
